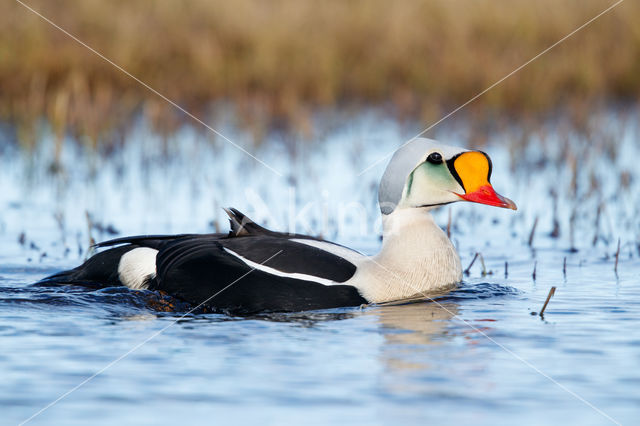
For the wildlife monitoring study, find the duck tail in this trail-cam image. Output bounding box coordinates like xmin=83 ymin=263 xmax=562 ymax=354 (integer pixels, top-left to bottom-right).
xmin=223 ymin=207 xmax=272 ymax=237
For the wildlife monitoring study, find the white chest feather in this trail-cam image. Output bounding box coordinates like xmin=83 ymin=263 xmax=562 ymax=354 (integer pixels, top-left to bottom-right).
xmin=347 ymin=209 xmax=462 ymax=303
xmin=118 ymin=247 xmax=158 ymax=290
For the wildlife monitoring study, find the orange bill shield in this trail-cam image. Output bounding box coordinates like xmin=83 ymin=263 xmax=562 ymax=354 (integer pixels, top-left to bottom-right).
xmin=448 ymin=151 xmax=517 ymax=210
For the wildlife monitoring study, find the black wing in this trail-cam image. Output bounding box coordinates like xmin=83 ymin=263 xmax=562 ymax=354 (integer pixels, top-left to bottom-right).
xmin=220 ymin=237 xmax=356 ymax=282
xmin=153 ymin=236 xmax=365 ymax=314
xmin=93 ymin=233 xmax=205 ymax=249
xmin=39 ymin=208 xmax=366 ymax=313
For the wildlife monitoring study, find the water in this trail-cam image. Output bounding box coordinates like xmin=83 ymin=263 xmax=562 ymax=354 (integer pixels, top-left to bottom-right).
xmin=1 ymin=113 xmax=639 ymax=425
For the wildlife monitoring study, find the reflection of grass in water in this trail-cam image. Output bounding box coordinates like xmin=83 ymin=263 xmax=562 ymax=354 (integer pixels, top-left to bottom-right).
xmin=2 ymin=0 xmax=640 ymax=147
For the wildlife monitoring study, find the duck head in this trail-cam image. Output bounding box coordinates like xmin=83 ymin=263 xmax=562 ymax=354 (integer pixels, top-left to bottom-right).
xmin=378 ymin=138 xmax=516 ymax=215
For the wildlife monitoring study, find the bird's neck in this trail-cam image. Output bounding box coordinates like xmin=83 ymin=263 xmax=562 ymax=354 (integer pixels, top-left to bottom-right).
xmin=356 ymin=208 xmax=462 ymax=303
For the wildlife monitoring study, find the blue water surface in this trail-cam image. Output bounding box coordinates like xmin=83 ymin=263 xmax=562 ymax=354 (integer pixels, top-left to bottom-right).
xmin=1 ymin=114 xmax=639 ymax=425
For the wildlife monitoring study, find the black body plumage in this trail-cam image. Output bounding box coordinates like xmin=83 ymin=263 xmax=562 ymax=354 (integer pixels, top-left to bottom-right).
xmin=39 ymin=209 xmax=366 ymax=314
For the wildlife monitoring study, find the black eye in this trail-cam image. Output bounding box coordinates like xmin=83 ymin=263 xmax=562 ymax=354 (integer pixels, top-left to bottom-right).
xmin=426 ymin=152 xmax=443 ymax=164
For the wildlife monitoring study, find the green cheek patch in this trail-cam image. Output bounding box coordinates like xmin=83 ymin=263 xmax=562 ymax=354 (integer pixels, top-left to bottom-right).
xmin=405 ymin=163 xmax=450 ymax=199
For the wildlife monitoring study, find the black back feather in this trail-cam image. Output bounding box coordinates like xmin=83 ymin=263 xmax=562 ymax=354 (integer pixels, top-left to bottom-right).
xmin=38 ymin=208 xmax=366 ymax=313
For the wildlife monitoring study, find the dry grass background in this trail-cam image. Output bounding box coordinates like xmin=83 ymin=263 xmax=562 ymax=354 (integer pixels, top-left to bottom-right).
xmin=1 ymin=0 xmax=639 ymax=146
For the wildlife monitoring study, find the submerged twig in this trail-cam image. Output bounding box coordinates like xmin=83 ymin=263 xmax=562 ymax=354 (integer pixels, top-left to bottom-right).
xmin=592 ymin=203 xmax=603 ymax=246
xmin=18 ymin=232 xmax=26 ymax=247
xmin=478 ymin=253 xmax=487 ymax=276
xmin=85 ymin=211 xmax=96 ymax=259
xmin=549 ymin=189 xmax=560 ymax=239
xmin=464 ymin=252 xmax=489 ymax=276
xmin=528 ymin=216 xmax=539 ymax=247
xmin=539 ymin=286 xmax=556 ymax=317
xmin=532 ymin=261 xmax=537 ymax=280
xmin=569 ymin=207 xmax=578 ymax=253
xmin=464 ymin=253 xmax=479 ymax=276
xmin=211 ymin=199 xmax=221 ymax=233
xmin=85 ymin=211 xmax=95 ymax=247
xmin=563 ymin=257 xmax=567 ymax=277
xmin=53 ymin=211 xmax=66 ymax=245
xmin=504 ymin=261 xmax=508 ymax=278
xmin=614 ymin=238 xmax=621 ymax=274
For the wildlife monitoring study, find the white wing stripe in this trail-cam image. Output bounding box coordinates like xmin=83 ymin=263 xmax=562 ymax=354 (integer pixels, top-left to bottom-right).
xmin=290 ymin=239 xmax=364 ymax=264
xmin=223 ymin=247 xmax=339 ymax=286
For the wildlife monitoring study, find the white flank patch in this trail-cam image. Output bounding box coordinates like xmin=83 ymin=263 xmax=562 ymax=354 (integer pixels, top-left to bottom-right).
xmin=223 ymin=247 xmax=338 ymax=286
xmin=290 ymin=239 xmax=364 ymax=264
xmin=118 ymin=247 xmax=159 ymax=290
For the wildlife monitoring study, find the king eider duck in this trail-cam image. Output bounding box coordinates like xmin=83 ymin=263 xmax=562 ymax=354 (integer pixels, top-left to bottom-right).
xmin=41 ymin=138 xmax=516 ymax=314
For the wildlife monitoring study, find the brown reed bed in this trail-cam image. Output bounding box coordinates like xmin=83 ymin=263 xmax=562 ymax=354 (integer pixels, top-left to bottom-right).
xmin=2 ymin=0 xmax=640 ymax=147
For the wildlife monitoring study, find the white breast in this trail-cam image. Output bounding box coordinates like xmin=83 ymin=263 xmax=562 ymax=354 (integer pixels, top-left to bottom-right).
xmin=343 ymin=209 xmax=462 ymax=303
